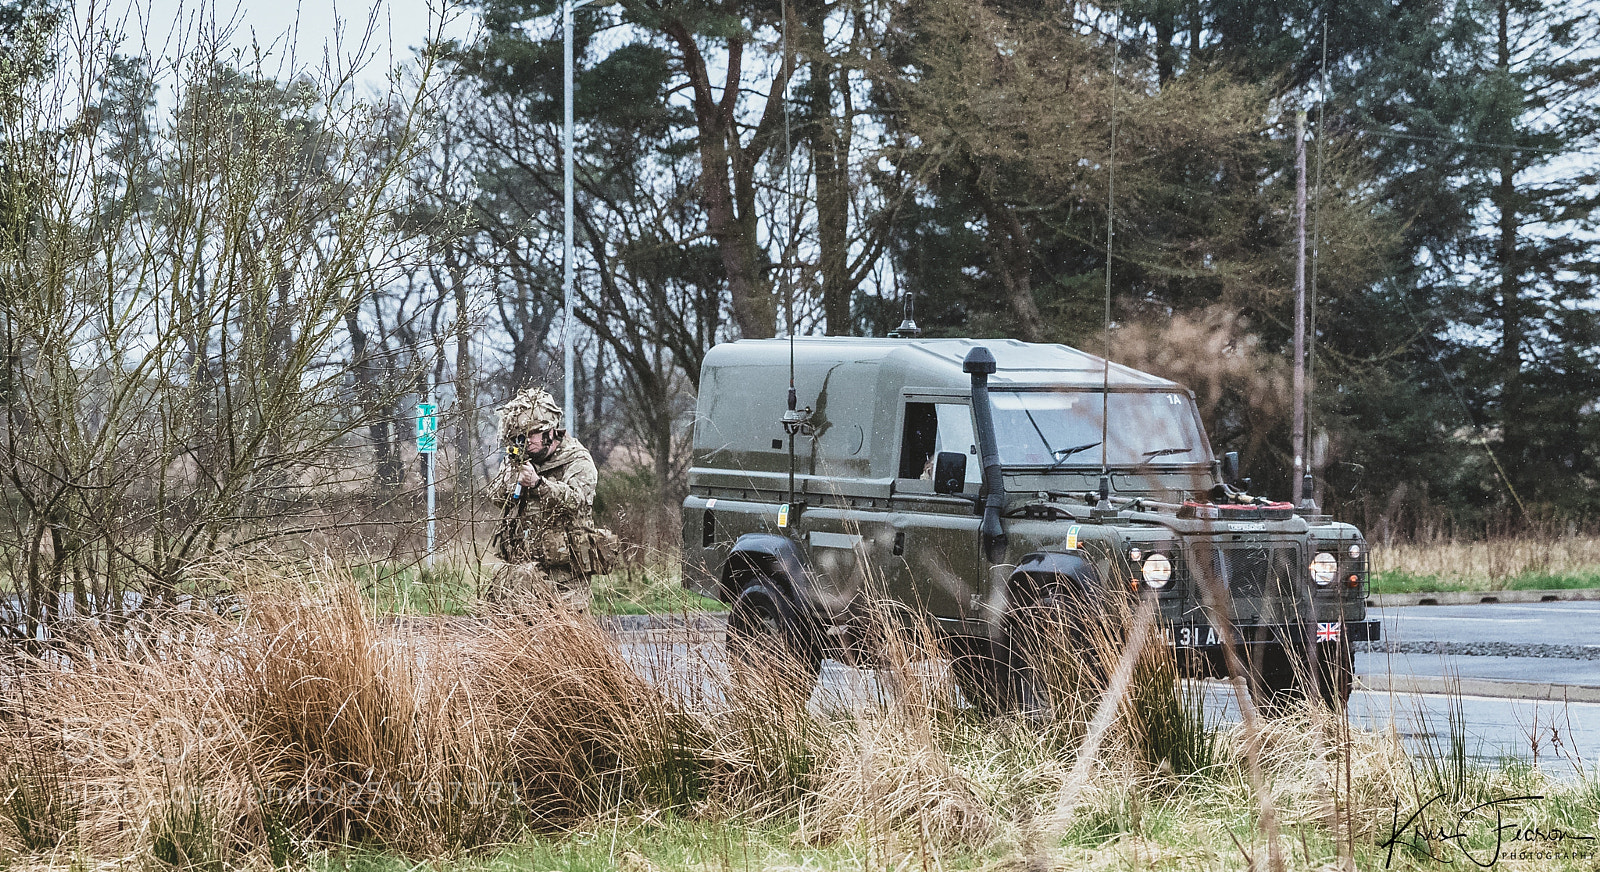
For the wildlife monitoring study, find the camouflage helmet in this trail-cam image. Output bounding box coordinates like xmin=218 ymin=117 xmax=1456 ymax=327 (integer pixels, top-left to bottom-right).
xmin=497 ymin=388 xmax=563 ymax=441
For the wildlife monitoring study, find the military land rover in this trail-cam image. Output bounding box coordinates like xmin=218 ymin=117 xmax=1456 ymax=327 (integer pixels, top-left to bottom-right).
xmin=680 ymin=337 xmax=1377 ymax=712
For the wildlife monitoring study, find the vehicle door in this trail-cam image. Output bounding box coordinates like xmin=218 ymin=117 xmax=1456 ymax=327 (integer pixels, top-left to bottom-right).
xmin=887 ymin=397 xmax=984 ymax=620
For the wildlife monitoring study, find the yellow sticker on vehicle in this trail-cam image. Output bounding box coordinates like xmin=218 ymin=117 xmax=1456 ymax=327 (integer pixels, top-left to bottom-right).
xmin=1066 ymin=524 xmax=1080 ymax=550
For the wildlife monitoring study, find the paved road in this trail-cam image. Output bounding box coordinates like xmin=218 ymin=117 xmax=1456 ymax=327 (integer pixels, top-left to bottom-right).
xmin=1361 ymin=600 xmax=1600 ymax=689
xmin=615 ymin=601 xmax=1600 ymax=776
xmin=1349 ymin=600 xmax=1600 ymax=774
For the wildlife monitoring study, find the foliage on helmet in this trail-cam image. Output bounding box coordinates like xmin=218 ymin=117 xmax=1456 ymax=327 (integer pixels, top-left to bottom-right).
xmin=498 ymin=388 xmax=562 ymax=441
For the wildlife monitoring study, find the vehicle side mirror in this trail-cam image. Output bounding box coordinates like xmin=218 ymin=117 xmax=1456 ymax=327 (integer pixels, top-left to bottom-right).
xmin=933 ymin=451 xmax=967 ymax=494
xmin=1221 ymin=451 xmax=1241 ymax=487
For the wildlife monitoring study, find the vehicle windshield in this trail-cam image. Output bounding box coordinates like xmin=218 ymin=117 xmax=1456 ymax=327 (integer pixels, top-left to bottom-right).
xmin=989 ymin=390 xmax=1207 ymax=468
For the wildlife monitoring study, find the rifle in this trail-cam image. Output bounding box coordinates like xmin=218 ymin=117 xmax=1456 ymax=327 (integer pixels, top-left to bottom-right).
xmin=506 ymin=435 xmax=528 ymax=500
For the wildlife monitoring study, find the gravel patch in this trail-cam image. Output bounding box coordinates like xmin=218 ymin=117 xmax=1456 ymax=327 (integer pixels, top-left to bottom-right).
xmin=1357 ymin=640 xmax=1600 ymax=660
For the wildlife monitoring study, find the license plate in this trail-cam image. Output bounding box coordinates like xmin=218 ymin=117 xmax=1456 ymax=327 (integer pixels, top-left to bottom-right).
xmin=1162 ymin=624 xmax=1220 ymax=648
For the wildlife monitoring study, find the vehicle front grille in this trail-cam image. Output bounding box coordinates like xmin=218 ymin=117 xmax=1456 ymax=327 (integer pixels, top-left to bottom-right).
xmin=1187 ymin=542 xmax=1304 ymax=600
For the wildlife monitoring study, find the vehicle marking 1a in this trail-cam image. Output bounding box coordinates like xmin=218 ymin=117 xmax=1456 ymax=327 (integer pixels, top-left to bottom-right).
xmin=1065 ymin=524 xmax=1080 ymax=549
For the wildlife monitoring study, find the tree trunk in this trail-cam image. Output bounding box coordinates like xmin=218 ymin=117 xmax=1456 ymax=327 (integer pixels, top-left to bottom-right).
xmin=804 ymin=13 xmax=852 ymax=336
xmin=970 ymin=173 xmax=1044 ymax=341
xmin=450 ymin=248 xmax=476 ymax=492
xmin=664 ymin=20 xmax=779 ymax=339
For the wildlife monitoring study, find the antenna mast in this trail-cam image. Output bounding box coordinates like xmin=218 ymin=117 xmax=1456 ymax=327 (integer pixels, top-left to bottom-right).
xmin=1097 ymin=9 xmax=1119 ymax=513
xmin=779 ymin=0 xmax=809 ymax=525
xmin=1306 ymin=19 xmax=1329 ymax=510
xmin=1292 ymin=112 xmax=1309 ymax=507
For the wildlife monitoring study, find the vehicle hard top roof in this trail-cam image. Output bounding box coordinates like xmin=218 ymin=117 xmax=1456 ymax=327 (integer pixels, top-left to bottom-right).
xmin=708 ymin=336 xmax=1182 ymax=391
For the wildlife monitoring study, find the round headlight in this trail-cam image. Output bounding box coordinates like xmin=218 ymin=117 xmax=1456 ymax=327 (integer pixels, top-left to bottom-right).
xmin=1348 ymin=543 xmax=1363 ymax=559
xmin=1311 ymin=552 xmax=1338 ymax=586
xmin=1128 ymin=547 xmax=1144 ymax=563
xmin=1142 ymin=553 xmax=1173 ymax=589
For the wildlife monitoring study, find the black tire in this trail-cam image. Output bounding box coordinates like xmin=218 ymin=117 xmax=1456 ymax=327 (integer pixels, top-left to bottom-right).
xmin=1313 ymin=638 xmax=1354 ymax=712
xmin=1247 ymin=639 xmax=1353 ymax=715
xmin=1246 ymin=643 xmax=1300 ymax=716
xmin=947 ymin=638 xmax=1014 ymax=715
xmin=726 ymin=578 xmax=823 ymax=699
xmin=954 ymin=587 xmax=1102 ymax=718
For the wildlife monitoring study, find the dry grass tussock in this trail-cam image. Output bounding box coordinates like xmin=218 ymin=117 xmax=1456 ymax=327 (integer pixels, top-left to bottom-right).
xmin=0 ymin=573 xmax=795 ymax=865
xmin=1373 ymin=533 xmax=1600 ymax=586
xmin=1 ymin=568 xmax=1588 ymax=869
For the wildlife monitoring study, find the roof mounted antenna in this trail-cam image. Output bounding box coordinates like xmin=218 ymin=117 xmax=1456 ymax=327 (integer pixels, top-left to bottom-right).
xmin=888 ymin=290 xmax=921 ymax=338
xmin=778 ymin=0 xmax=809 ymax=527
xmin=1097 ymin=7 xmax=1120 ymax=516
xmin=1299 ymin=18 xmax=1330 ymax=517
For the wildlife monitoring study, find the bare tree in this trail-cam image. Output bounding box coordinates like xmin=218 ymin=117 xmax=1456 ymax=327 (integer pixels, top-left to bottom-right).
xmin=0 ymin=5 xmax=447 ymax=630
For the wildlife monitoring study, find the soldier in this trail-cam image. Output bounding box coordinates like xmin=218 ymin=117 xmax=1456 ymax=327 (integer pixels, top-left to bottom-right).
xmin=486 ymin=388 xmax=617 ymax=613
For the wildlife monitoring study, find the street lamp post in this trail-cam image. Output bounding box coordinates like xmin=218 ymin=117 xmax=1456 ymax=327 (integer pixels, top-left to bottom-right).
xmin=562 ymin=0 xmax=581 ymax=434
xmin=562 ymin=0 xmax=617 ymax=433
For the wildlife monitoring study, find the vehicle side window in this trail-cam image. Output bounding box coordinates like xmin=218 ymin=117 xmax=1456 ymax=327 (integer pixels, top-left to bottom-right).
xmin=899 ymin=403 xmax=938 ymax=479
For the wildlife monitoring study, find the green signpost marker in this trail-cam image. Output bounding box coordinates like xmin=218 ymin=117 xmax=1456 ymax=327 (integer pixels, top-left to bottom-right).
xmin=417 ymin=400 xmax=439 ymax=565
xmin=417 ymin=403 xmax=438 ymax=453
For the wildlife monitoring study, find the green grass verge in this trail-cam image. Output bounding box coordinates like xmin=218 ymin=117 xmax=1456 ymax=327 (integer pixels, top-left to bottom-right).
xmin=352 ymin=561 xmax=724 ymax=617
xmin=313 ymin=816 xmax=990 ymax=872
xmin=300 ymin=769 xmax=1600 ymax=872
xmin=1370 ymin=569 xmax=1600 ymax=595
xmin=352 ymin=563 xmax=477 ymax=616
xmin=589 ymin=565 xmax=725 ymax=616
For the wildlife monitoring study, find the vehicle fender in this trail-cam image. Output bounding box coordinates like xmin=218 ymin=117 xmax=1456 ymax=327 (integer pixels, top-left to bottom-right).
xmin=1006 ymin=550 xmax=1104 ymax=604
xmin=721 ymin=534 xmax=818 ymax=612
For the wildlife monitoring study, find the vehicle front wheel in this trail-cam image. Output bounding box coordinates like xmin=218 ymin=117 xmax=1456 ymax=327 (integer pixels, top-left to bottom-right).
xmin=1246 ymin=639 xmax=1353 ymax=715
xmin=951 ymin=589 xmax=1103 ymax=719
xmin=1313 ymin=638 xmax=1354 ymax=711
xmin=726 ymin=578 xmax=823 ymax=700
xmin=1246 ymin=643 xmax=1299 ymax=716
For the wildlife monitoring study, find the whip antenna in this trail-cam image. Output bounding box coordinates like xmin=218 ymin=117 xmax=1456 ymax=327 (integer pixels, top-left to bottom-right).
xmin=778 ymin=0 xmax=809 ymax=523
xmin=1305 ymin=18 xmax=1329 ymax=510
xmin=1097 ymin=9 xmax=1119 ymax=512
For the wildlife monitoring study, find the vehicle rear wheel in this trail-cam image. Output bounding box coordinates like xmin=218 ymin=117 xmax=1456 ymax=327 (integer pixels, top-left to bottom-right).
xmin=726 ymin=578 xmax=823 ymax=700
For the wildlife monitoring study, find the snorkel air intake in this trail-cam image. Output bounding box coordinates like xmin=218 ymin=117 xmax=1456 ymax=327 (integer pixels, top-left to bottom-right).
xmin=965 ymin=346 xmax=1007 ymax=564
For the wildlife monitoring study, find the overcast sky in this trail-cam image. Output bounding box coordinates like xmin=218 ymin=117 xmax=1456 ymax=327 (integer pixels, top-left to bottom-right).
xmin=98 ymin=0 xmax=478 ymax=87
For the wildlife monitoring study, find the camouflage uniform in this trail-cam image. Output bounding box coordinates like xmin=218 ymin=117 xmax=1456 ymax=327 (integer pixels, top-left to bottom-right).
xmin=486 ymin=389 xmax=614 ymax=613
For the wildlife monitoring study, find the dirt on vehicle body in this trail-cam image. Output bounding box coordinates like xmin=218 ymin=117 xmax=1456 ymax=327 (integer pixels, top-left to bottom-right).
xmin=681 ymin=337 xmax=1376 ymax=712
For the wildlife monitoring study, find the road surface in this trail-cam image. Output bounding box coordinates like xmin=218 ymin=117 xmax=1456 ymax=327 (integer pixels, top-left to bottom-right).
xmin=612 ymin=601 xmax=1600 ymax=776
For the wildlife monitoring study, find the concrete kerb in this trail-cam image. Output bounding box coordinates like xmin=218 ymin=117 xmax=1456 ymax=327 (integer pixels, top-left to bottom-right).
xmin=1358 ymin=675 xmax=1600 ymax=704
xmin=1367 ymin=588 xmax=1600 ymax=608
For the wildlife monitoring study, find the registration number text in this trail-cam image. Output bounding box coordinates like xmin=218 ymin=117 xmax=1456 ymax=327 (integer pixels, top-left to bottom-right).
xmin=1162 ymin=625 xmax=1220 ymax=647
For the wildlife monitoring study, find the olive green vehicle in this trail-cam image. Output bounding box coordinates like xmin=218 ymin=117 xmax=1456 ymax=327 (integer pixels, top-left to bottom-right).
xmin=681 ymin=337 xmax=1377 ymax=712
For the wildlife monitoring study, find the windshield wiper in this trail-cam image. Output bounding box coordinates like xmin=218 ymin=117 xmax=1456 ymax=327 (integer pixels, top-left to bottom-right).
xmin=1142 ymin=446 xmax=1193 ymax=459
xmin=1047 ymin=441 xmax=1101 ymax=470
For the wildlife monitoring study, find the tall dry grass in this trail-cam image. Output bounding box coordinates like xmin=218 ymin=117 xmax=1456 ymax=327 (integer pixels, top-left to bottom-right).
xmin=0 ymin=566 xmax=1571 ymax=870
xmin=0 ymin=578 xmax=783 ymax=865
xmin=1372 ymin=533 xmax=1600 ymax=587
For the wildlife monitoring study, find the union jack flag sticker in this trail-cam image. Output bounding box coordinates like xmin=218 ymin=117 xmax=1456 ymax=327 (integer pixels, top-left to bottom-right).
xmin=1316 ymin=622 xmax=1342 ymax=643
